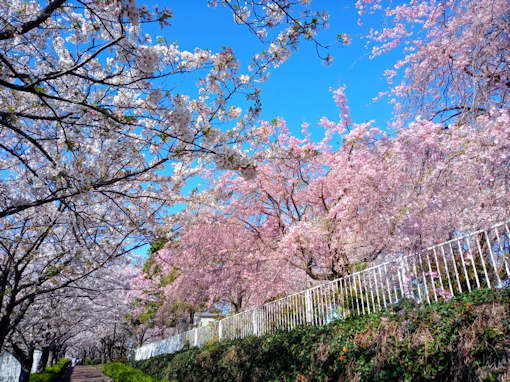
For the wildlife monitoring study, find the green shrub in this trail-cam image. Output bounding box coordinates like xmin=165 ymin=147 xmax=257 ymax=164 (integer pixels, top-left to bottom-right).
xmin=29 ymin=358 xmax=71 ymax=382
xmin=129 ymin=288 xmax=510 ymax=381
xmin=104 ymin=362 xmax=169 ymax=382
xmin=84 ymin=358 xmax=102 ymax=365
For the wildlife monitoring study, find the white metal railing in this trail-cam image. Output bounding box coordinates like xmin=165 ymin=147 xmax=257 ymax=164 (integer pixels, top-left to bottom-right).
xmin=134 ymin=219 xmax=510 ymax=361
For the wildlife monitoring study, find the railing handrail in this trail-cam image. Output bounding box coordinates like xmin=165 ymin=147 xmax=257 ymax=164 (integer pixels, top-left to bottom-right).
xmin=216 ymin=218 xmax=510 ymax=320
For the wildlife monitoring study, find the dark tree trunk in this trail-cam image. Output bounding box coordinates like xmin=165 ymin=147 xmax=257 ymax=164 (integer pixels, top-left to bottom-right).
xmin=37 ymin=346 xmax=50 ymax=372
xmin=18 ymin=365 xmax=31 ymax=382
xmin=0 ymin=315 xmax=11 ymax=351
xmin=51 ymin=344 xmax=64 ymax=363
xmin=47 ymin=349 xmax=54 ymax=366
xmin=138 ymin=329 xmax=146 ymax=347
xmin=11 ymin=344 xmax=34 ymax=382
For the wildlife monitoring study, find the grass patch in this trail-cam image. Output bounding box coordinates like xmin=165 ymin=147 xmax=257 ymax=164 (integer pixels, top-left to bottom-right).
xmin=104 ymin=362 xmax=170 ymax=382
xmin=29 ymin=358 xmax=71 ymax=382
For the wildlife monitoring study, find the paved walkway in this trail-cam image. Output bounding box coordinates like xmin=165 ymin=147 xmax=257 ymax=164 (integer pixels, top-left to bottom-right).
xmin=60 ymin=366 xmax=112 ymax=382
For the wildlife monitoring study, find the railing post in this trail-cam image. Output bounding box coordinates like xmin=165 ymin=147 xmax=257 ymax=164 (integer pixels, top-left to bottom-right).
xmin=193 ymin=328 xmax=198 ymax=347
xmin=305 ymin=289 xmax=313 ymax=323
xmin=252 ymin=308 xmax=258 ymax=336
xmin=399 ymin=257 xmax=411 ymax=299
xmin=218 ymin=320 xmax=223 ymax=341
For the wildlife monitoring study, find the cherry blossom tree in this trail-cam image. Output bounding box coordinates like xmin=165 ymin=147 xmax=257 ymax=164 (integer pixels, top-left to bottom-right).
xmin=129 ymin=0 xmax=509 ymax=326
xmin=148 ymin=85 xmax=509 ymax=310
xmin=8 ymin=292 xmax=87 ymax=380
xmin=127 ymin=239 xmax=190 ymax=346
xmin=155 ymin=214 xmax=295 ymax=311
xmin=66 ymin=275 xmax=135 ymax=364
xmin=4 ymin=0 xmax=507 ymax=361
xmin=357 ymin=0 xmax=509 ymax=126
xmin=0 ymin=0 xmax=338 ymax=360
xmin=5 ymin=264 xmax=134 ymax=381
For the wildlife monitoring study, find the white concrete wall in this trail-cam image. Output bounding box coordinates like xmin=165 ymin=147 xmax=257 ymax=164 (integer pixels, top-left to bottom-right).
xmin=0 ymin=351 xmax=21 ymax=382
xmin=0 ymin=349 xmax=44 ymax=382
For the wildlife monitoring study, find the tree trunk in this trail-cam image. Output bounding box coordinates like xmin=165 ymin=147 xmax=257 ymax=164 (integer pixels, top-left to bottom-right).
xmin=52 ymin=344 xmax=64 ymax=362
xmin=0 ymin=315 xmax=11 ymax=351
xmin=18 ymin=365 xmax=32 ymax=382
xmin=37 ymin=346 xmax=50 ymax=372
xmin=12 ymin=345 xmax=34 ymax=382
xmin=47 ymin=349 xmax=54 ymax=366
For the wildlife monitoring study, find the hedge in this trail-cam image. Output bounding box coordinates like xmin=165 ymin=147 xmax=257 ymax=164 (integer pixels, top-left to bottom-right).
xmin=130 ymin=288 xmax=510 ymax=381
xmin=84 ymin=358 xmax=102 ymax=365
xmin=29 ymin=358 xmax=71 ymax=382
xmin=104 ymin=362 xmax=169 ymax=382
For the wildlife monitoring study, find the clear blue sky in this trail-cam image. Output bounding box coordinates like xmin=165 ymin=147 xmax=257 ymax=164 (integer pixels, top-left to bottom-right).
xmin=134 ymin=1 xmax=400 ymax=257
xmin=144 ymin=1 xmax=399 ymax=138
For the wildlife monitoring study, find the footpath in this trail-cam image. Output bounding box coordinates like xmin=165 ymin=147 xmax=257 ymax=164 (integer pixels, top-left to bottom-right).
xmin=60 ymin=366 xmax=112 ymax=382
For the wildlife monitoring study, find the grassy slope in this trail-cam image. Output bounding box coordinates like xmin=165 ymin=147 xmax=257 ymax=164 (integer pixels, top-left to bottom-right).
xmin=29 ymin=359 xmax=71 ymax=382
xmin=128 ymin=289 xmax=510 ymax=382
